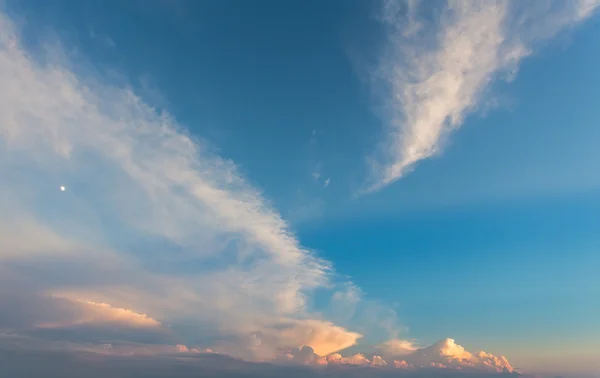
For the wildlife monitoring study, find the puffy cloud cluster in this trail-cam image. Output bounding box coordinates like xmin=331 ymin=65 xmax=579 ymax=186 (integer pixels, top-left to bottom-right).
xmin=1 ymin=332 xmax=519 ymax=376
xmin=0 ymin=343 xmax=530 ymax=378
xmin=367 ymin=0 xmax=600 ymax=191
xmin=477 ymin=351 xmax=514 ymax=372
xmin=279 ymin=338 xmax=514 ymax=374
xmin=280 ymin=346 xmax=377 ymax=367
xmin=328 ymin=352 xmax=372 ymax=366
xmin=377 ymin=338 xmax=418 ymax=355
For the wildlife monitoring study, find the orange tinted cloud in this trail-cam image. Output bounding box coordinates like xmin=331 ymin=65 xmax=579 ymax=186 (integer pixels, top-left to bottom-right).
xmin=275 ymin=319 xmax=362 ymax=356
xmin=277 ymin=338 xmax=514 ymax=373
xmin=36 ymin=298 xmax=160 ymax=329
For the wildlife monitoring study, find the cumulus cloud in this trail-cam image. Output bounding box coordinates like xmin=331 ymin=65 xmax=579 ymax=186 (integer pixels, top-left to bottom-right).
xmin=211 ymin=319 xmax=362 ymax=361
xmin=367 ymin=0 xmax=600 ymax=191
xmin=280 ymin=338 xmax=515 ymax=373
xmin=405 ymin=338 xmax=514 ymax=373
xmin=402 ymin=338 xmax=513 ymax=373
xmin=279 ymin=345 xmax=328 ymax=366
xmin=371 ymin=355 xmax=388 ymax=366
xmin=0 ymin=342 xmax=531 ymax=378
xmin=0 ymin=335 xmax=521 ymax=377
xmin=0 ymin=8 xmax=359 ymax=360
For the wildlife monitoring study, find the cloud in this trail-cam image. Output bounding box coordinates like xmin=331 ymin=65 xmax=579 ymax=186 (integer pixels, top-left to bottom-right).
xmin=367 ymin=0 xmax=600 ymax=191
xmin=0 ymin=8 xmax=357 ymax=360
xmin=0 ymin=290 xmax=172 ymax=346
xmin=394 ymin=359 xmax=410 ymax=368
xmin=377 ymin=338 xmax=418 ymax=356
xmin=279 ymin=345 xmax=329 ymax=366
xmin=212 ymin=319 xmax=362 ymax=361
xmin=372 ymin=355 xmax=388 ymax=366
xmin=275 ymin=337 xmax=515 ymax=374
xmin=34 ymin=298 xmax=161 ymax=329
xmin=269 ymin=319 xmax=362 ymax=356
xmin=329 ymin=281 xmax=409 ymax=347
xmin=0 ymin=6 xmax=524 ymax=374
xmin=397 ymin=338 xmax=514 ymax=373
xmin=0 ymin=342 xmax=531 ymax=378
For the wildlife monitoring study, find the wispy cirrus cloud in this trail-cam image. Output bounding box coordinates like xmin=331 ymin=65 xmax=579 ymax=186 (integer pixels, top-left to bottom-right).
xmin=0 ymin=8 xmax=360 ymax=361
xmin=367 ymin=0 xmax=599 ymax=192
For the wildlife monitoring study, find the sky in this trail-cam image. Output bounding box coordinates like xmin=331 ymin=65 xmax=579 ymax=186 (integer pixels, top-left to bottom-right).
xmin=0 ymin=1 xmax=599 ymax=377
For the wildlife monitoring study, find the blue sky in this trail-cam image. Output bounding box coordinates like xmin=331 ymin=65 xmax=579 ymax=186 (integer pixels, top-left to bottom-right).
xmin=1 ymin=1 xmax=599 ymax=377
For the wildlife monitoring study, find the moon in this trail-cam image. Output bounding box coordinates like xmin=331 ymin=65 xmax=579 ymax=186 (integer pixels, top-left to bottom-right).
xmin=60 ymin=186 xmax=66 ymax=191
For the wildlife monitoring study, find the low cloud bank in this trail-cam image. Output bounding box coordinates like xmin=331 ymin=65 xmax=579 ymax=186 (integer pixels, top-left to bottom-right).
xmin=280 ymin=338 xmax=514 ymax=374
xmin=0 ymin=338 xmax=528 ymax=378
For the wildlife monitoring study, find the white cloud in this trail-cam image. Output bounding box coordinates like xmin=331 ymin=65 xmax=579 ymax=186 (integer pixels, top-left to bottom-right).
xmin=394 ymin=359 xmax=411 ymax=368
xmin=325 ymin=352 xmax=372 ymax=366
xmin=277 ymin=338 xmax=514 ymax=373
xmin=371 ymin=355 xmax=388 ymax=366
xmin=368 ymin=0 xmax=600 ymax=191
xmin=376 ymin=338 xmax=418 ymax=356
xmin=0 ymin=341 xmax=536 ymax=378
xmin=0 ymin=9 xmax=357 ymax=360
xmin=395 ymin=338 xmax=514 ymax=373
